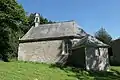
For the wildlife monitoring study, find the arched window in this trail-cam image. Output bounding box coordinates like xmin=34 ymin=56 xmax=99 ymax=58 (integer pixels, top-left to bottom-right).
xmin=61 ymin=39 xmax=72 ymax=55
xmin=36 ymin=17 xmax=39 ymax=22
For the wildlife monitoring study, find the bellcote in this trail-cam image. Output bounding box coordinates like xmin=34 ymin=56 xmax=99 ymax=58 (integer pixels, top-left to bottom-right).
xmin=34 ymin=13 xmax=40 ymax=27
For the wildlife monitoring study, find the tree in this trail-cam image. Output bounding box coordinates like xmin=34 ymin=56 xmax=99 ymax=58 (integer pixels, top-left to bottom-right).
xmin=95 ymin=27 xmax=112 ymax=45
xmin=0 ymin=0 xmax=27 ymax=61
xmin=20 ymin=13 xmax=56 ymax=35
xmin=27 ymin=13 xmax=55 ymax=26
xmin=0 ymin=0 xmax=55 ymax=61
xmin=19 ymin=13 xmax=56 ymax=36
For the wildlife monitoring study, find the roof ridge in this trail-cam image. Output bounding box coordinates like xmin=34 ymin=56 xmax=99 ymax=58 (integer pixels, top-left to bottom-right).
xmin=55 ymin=20 xmax=75 ymax=23
xmin=36 ymin=20 xmax=75 ymax=27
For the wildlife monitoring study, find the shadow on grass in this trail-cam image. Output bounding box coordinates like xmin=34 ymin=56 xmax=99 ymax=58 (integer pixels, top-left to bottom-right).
xmin=88 ymin=70 xmax=120 ymax=80
xmin=49 ymin=64 xmax=120 ymax=80
xmin=68 ymin=68 xmax=120 ymax=80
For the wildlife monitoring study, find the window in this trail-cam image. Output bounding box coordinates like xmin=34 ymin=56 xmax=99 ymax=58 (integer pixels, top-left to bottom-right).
xmin=95 ymin=48 xmax=100 ymax=56
xmin=61 ymin=40 xmax=67 ymax=55
xmin=61 ymin=40 xmax=72 ymax=55
xmin=36 ymin=18 xmax=39 ymax=22
xmin=108 ymin=47 xmax=113 ymax=56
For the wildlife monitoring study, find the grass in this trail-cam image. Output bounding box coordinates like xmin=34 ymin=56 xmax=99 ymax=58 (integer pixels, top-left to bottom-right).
xmin=0 ymin=61 xmax=76 ymax=80
xmin=0 ymin=61 xmax=120 ymax=80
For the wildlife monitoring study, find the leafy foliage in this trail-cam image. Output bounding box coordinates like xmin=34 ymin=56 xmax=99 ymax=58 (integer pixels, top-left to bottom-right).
xmin=20 ymin=13 xmax=56 ymax=35
xmin=0 ymin=0 xmax=28 ymax=61
xmin=0 ymin=0 xmax=55 ymax=61
xmin=28 ymin=13 xmax=55 ymax=26
xmin=95 ymin=28 xmax=112 ymax=45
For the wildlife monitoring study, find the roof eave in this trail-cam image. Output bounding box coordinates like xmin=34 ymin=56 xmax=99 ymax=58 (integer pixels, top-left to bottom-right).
xmin=19 ymin=35 xmax=85 ymax=43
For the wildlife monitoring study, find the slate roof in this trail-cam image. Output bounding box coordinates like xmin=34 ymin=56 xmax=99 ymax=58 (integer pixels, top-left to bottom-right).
xmin=20 ymin=21 xmax=87 ymax=41
xmin=72 ymin=34 xmax=109 ymax=49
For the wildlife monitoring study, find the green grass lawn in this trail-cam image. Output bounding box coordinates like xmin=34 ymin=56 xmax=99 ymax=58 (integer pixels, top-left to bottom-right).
xmin=0 ymin=61 xmax=120 ymax=80
xmin=0 ymin=61 xmax=77 ymax=80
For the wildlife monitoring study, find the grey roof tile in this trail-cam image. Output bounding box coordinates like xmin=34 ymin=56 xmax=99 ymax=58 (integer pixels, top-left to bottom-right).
xmin=20 ymin=21 xmax=87 ymax=40
xmin=72 ymin=35 xmax=109 ymax=48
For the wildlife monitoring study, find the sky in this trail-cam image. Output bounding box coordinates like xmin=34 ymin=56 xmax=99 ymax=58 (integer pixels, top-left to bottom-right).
xmin=18 ymin=0 xmax=120 ymax=39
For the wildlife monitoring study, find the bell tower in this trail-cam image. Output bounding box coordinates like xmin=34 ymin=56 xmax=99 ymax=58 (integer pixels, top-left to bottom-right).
xmin=34 ymin=13 xmax=40 ymax=27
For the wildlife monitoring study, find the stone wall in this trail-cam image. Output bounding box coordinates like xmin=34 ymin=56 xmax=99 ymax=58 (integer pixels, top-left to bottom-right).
xmin=18 ymin=40 xmax=63 ymax=63
xmin=86 ymin=47 xmax=109 ymax=71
